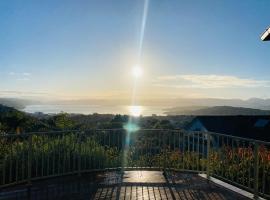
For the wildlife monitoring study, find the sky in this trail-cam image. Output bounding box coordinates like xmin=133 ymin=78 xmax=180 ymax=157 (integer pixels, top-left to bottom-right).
xmin=0 ymin=0 xmax=270 ymax=103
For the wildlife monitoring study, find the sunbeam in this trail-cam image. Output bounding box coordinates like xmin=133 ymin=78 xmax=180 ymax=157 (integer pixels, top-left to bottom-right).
xmin=138 ymin=0 xmax=150 ymax=64
xmin=123 ymin=0 xmax=150 ymax=169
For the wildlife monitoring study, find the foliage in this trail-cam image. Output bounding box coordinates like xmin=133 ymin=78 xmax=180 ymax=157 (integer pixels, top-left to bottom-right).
xmin=0 ymin=132 xmax=121 ymax=185
xmin=50 ymin=112 xmax=76 ymax=130
xmin=0 ymin=104 xmax=196 ymax=133
xmin=1 ymin=131 xmax=270 ymax=197
xmin=209 ymin=145 xmax=270 ymax=193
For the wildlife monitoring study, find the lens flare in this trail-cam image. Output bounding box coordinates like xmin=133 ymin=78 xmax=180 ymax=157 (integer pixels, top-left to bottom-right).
xmin=129 ymin=105 xmax=142 ymax=117
xmin=123 ymin=122 xmax=140 ymax=133
xmin=138 ymin=0 xmax=150 ymax=63
xmin=122 ymin=0 xmax=150 ymax=169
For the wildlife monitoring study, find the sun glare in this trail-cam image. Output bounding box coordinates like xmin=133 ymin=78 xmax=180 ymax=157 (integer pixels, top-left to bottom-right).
xmin=132 ymin=65 xmax=143 ymax=78
xmin=129 ymin=105 xmax=142 ymax=117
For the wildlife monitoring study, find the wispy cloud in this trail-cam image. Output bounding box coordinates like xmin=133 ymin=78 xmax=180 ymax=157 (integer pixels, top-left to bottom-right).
xmin=22 ymin=72 xmax=31 ymax=76
xmin=0 ymin=90 xmax=53 ymax=100
xmin=0 ymin=90 xmax=49 ymax=96
xmin=17 ymin=73 xmax=31 ymax=81
xmin=8 ymin=72 xmax=31 ymax=81
xmin=17 ymin=77 xmax=30 ymax=81
xmin=153 ymin=74 xmax=270 ymax=89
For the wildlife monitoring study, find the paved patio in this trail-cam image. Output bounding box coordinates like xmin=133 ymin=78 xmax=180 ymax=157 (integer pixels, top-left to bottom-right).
xmin=93 ymin=171 xmax=249 ymax=200
xmin=0 ymin=170 xmax=250 ymax=200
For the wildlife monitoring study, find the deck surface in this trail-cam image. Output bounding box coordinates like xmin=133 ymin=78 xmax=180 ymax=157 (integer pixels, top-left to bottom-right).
xmin=0 ymin=171 xmax=250 ymax=200
xmin=93 ymin=171 xmax=249 ymax=200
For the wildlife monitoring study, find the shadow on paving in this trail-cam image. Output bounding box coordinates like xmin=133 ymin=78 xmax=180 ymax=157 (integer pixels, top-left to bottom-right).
xmin=0 ymin=171 xmax=249 ymax=200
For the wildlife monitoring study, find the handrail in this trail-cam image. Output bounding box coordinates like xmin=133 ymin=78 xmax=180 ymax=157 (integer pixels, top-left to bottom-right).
xmin=2 ymin=128 xmax=270 ymax=145
xmin=206 ymin=131 xmax=270 ymax=145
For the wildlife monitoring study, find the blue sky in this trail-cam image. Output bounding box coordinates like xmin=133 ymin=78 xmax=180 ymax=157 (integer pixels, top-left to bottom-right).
xmin=0 ymin=0 xmax=270 ymax=101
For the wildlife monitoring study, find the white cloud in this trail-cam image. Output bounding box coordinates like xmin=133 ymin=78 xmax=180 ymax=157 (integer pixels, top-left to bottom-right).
xmin=17 ymin=77 xmax=30 ymax=81
xmin=8 ymin=72 xmax=31 ymax=81
xmin=8 ymin=72 xmax=31 ymax=76
xmin=0 ymin=90 xmax=52 ymax=99
xmin=153 ymin=74 xmax=270 ymax=89
xmin=23 ymin=72 xmax=31 ymax=76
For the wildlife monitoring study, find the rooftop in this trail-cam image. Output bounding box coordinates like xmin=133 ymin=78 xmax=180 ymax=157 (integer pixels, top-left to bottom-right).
xmin=261 ymin=27 xmax=270 ymax=41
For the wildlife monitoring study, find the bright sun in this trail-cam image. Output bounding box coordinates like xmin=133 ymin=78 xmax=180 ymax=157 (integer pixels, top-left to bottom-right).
xmin=129 ymin=106 xmax=142 ymax=117
xmin=132 ymin=65 xmax=143 ymax=78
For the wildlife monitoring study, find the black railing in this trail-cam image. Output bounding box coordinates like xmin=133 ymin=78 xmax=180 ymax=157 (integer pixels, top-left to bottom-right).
xmin=0 ymin=129 xmax=270 ymax=199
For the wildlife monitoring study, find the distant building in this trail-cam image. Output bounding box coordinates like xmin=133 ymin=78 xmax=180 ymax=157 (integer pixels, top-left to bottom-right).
xmin=185 ymin=116 xmax=270 ymax=141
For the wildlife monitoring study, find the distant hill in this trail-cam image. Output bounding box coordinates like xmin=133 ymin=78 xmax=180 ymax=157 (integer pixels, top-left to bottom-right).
xmin=0 ymin=98 xmax=37 ymax=109
xmin=164 ymin=106 xmax=270 ymax=116
xmin=0 ymin=104 xmax=49 ymax=133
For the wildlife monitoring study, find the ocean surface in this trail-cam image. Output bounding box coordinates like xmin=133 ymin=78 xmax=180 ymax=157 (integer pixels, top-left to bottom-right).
xmin=23 ymin=104 xmax=166 ymax=116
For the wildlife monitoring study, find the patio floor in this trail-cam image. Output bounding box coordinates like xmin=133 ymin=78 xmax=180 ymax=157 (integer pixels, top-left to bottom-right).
xmin=93 ymin=171 xmax=249 ymax=200
xmin=0 ymin=170 xmax=250 ymax=200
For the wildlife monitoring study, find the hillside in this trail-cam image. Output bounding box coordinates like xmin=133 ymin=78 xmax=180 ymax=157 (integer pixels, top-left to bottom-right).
xmin=0 ymin=104 xmax=49 ymax=133
xmin=164 ymin=106 xmax=270 ymax=116
xmin=0 ymin=104 xmax=185 ymax=133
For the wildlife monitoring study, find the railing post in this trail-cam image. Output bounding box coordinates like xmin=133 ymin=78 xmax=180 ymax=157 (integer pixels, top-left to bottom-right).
xmin=163 ymin=131 xmax=166 ymax=170
xmin=78 ymin=132 xmax=82 ymax=177
xmin=27 ymin=134 xmax=33 ymax=199
xmin=77 ymin=132 xmax=82 ymax=194
xmin=207 ymin=133 xmax=211 ymax=180
xmin=253 ymin=142 xmax=259 ymax=199
xmin=27 ymin=134 xmax=33 ymax=185
xmin=121 ymin=130 xmax=125 ymax=172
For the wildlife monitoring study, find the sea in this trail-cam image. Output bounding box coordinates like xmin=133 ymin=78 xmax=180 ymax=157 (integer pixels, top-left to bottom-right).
xmin=23 ymin=104 xmax=166 ymax=116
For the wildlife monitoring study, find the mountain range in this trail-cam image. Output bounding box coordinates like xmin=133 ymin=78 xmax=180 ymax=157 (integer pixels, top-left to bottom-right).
xmin=2 ymin=97 xmax=270 ymax=115
xmin=164 ymin=106 xmax=270 ymax=115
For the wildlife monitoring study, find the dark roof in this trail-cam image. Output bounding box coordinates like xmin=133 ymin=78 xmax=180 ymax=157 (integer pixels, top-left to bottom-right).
xmin=186 ymin=116 xmax=270 ymax=142
xmin=261 ymin=27 xmax=270 ymax=41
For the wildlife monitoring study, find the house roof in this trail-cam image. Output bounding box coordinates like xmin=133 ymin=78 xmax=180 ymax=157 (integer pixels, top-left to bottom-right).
xmin=254 ymin=119 xmax=269 ymax=128
xmin=185 ymin=116 xmax=270 ymax=141
xmin=261 ymin=27 xmax=270 ymax=41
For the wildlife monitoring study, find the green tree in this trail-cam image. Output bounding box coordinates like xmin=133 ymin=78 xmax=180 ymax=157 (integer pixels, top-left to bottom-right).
xmin=53 ymin=113 xmax=76 ymax=130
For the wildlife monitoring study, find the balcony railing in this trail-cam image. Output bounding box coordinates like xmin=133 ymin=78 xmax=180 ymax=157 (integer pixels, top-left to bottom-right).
xmin=0 ymin=129 xmax=270 ymax=199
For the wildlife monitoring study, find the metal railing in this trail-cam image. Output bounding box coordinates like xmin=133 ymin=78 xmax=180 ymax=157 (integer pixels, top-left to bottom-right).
xmin=0 ymin=129 xmax=270 ymax=199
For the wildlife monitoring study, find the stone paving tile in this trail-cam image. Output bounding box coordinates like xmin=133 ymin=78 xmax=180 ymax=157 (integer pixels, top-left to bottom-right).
xmin=93 ymin=171 xmax=249 ymax=200
xmin=1 ymin=171 xmax=250 ymax=200
xmin=94 ymin=186 xmax=233 ymax=200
